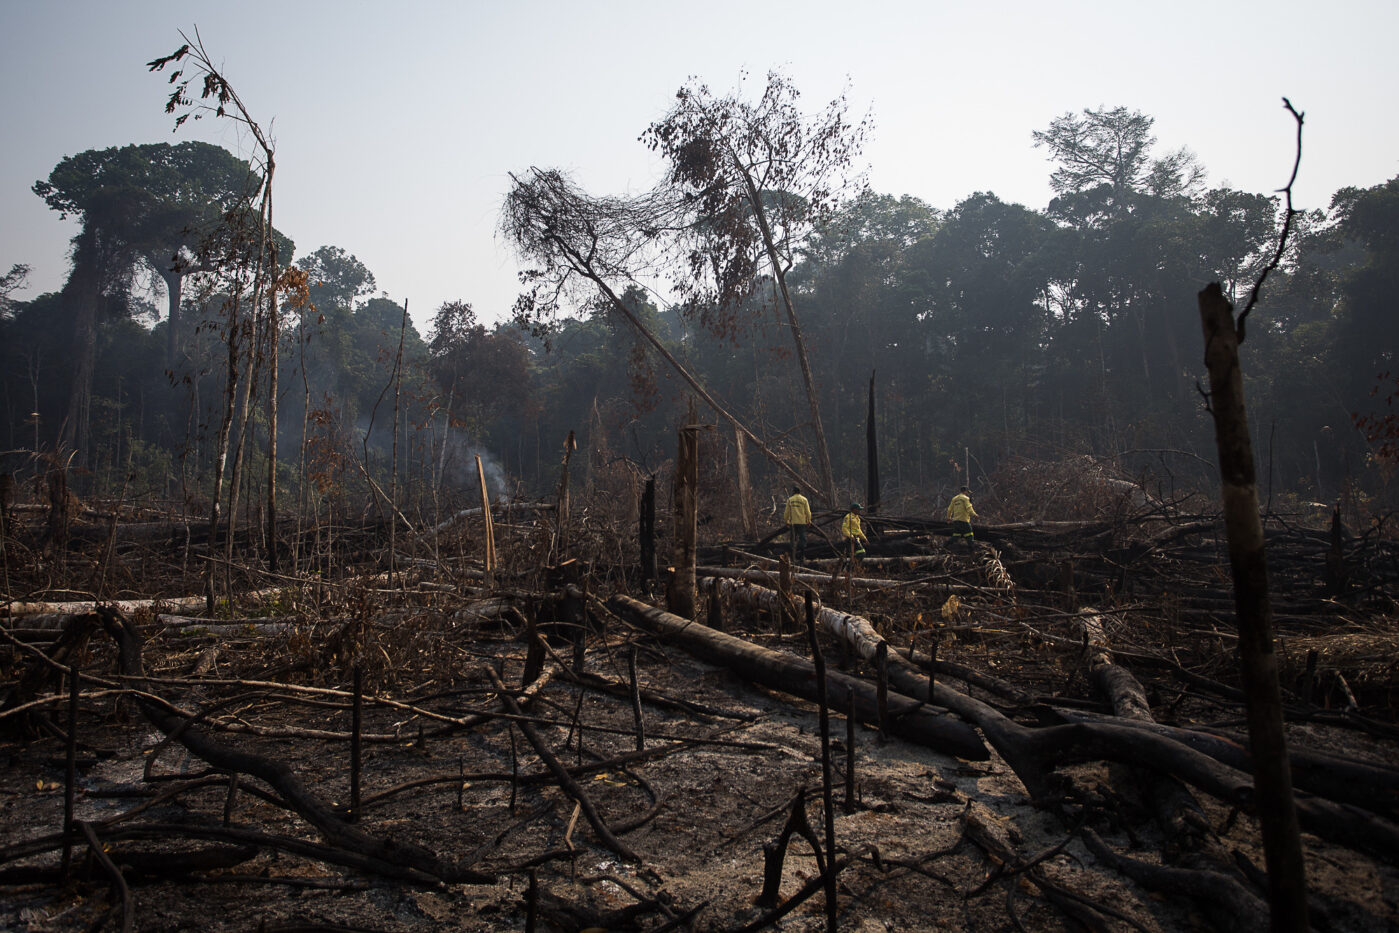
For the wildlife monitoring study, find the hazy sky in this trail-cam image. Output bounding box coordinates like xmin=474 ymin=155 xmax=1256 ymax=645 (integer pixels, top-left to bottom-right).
xmin=3 ymin=0 xmax=1396 ymax=334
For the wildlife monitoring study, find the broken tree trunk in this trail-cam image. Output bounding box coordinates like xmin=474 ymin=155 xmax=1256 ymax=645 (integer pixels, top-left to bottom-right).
xmin=1077 ymin=612 xmax=1242 ymax=897
xmin=735 ymin=429 xmax=756 ymax=540
xmin=476 ymin=454 xmax=496 ymax=587
xmin=1079 ymin=612 xmax=1152 ymax=723
xmin=696 ymin=565 xmax=983 ymax=596
xmin=1199 ymin=281 xmax=1309 ymax=930
xmin=555 ymin=431 xmax=576 ymax=558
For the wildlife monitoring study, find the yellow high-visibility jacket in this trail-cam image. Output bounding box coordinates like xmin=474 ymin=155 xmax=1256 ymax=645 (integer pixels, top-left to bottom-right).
xmin=841 ymin=512 xmax=866 ymax=542
xmin=946 ymin=493 xmax=977 ymax=523
xmin=784 ymin=493 xmax=811 ymax=525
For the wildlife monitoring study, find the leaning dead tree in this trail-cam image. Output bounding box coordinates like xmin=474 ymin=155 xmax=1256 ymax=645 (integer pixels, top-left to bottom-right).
xmin=502 ymin=167 xmax=817 ymax=496
xmin=640 ymin=72 xmax=872 ymax=506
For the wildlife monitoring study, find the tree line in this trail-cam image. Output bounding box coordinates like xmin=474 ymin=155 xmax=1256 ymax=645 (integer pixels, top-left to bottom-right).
xmin=3 ymin=90 xmax=1397 ymax=527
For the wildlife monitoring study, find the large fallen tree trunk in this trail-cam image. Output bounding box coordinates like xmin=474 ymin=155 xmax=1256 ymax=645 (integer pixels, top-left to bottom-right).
xmin=699 ymin=579 xmax=1399 ymax=860
xmin=606 ymin=594 xmax=988 ymax=761
xmin=1076 ymin=610 xmax=1247 ymax=918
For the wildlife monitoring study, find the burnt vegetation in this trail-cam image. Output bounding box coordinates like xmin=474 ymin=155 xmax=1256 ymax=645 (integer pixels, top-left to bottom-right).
xmin=2 ymin=50 xmax=1399 ymax=933
xmin=1 ymin=461 xmax=1397 ymax=932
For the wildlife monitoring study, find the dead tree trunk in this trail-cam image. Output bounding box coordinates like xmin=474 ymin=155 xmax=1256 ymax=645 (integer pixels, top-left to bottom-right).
xmin=519 ymin=209 xmax=820 ymax=500
xmin=639 ymin=474 xmax=657 ymax=583
xmin=1077 ymin=613 xmax=1239 ymax=888
xmin=866 ymin=371 xmax=880 ymax=514
xmin=264 ymin=160 xmax=280 ymax=574
xmin=737 ymin=164 xmax=836 ymax=505
xmin=735 ymin=429 xmax=756 ymax=540
xmin=555 ymin=431 xmax=576 ymax=559
xmin=1198 ymin=281 xmax=1308 ymax=931
xmin=670 ymin=410 xmax=699 ymax=619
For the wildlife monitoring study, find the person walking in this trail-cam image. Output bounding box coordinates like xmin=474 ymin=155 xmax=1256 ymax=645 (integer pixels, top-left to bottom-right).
xmin=946 ymin=486 xmax=978 ymax=552
xmin=783 ymin=486 xmax=811 ymax=562
xmin=841 ymin=502 xmax=868 ymax=564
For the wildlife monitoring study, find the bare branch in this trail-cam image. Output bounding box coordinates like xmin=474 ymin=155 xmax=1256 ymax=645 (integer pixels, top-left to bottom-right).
xmin=1236 ymin=98 xmax=1304 ymax=342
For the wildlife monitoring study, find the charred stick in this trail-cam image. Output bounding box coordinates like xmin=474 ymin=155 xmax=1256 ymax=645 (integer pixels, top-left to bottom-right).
xmin=844 ymin=687 xmax=857 ymax=814
xmin=805 ymin=593 xmax=838 ymax=932
xmin=628 ymin=645 xmax=645 ymax=752
xmin=61 ymin=656 xmax=79 ymax=879
xmin=484 ymin=664 xmax=638 ymax=863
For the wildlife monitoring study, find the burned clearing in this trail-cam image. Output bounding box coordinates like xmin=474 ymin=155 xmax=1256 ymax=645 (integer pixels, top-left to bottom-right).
xmin=1 ymin=470 xmax=1398 ymax=932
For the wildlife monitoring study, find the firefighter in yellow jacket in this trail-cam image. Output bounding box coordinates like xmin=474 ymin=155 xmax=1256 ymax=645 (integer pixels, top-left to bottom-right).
xmin=946 ymin=486 xmax=978 ymax=552
xmin=841 ymin=502 xmax=867 ymax=562
xmin=783 ymin=487 xmax=811 ymax=562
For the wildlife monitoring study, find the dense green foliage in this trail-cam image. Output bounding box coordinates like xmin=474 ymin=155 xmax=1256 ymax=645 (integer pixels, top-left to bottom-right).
xmin=5 ymin=109 xmax=1399 ymax=520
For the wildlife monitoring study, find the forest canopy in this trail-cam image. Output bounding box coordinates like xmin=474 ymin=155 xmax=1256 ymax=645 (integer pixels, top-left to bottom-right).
xmin=3 ymin=99 xmax=1398 ymax=520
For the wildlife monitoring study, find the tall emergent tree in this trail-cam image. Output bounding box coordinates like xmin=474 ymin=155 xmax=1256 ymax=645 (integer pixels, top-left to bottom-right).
xmin=34 ymin=141 xmax=260 ymax=371
xmin=28 ymin=177 xmax=139 ymax=459
xmin=642 ymin=72 xmax=871 ymax=505
xmin=1032 ymin=105 xmax=1204 ymax=217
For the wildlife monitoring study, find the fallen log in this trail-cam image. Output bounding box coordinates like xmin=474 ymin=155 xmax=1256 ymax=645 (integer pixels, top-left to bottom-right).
xmin=4 ymin=588 xmax=287 ymax=618
xmin=1082 ymin=829 xmax=1269 ymax=933
xmin=1049 ymin=708 xmax=1399 ymax=821
xmin=1079 ymin=611 xmax=1152 ymax=722
xmin=65 ymin=520 xmax=202 ymax=545
xmin=606 ymin=594 xmax=988 ymax=761
xmin=1076 ymin=610 xmax=1245 ymax=891
xmin=701 ymin=581 xmax=1399 ymax=860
